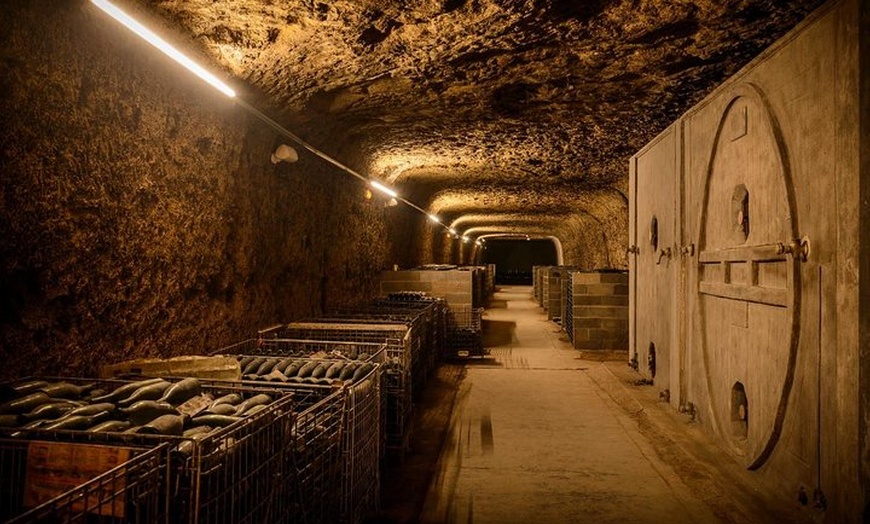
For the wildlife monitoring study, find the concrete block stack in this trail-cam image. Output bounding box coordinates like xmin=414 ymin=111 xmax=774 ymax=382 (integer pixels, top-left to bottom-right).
xmin=570 ymin=271 xmax=628 ymax=354
xmin=380 ymin=269 xmax=473 ymax=312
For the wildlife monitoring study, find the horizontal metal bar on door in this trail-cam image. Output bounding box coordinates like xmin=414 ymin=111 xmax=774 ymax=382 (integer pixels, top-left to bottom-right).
xmin=698 ymin=243 xmax=789 ymax=263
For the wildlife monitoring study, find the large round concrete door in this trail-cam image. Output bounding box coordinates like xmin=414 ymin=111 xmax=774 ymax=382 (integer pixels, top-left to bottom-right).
xmin=696 ymin=84 xmax=801 ymax=470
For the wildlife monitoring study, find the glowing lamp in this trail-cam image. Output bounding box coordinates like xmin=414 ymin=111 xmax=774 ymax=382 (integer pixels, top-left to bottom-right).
xmin=91 ymin=0 xmax=236 ymax=98
xmin=370 ymin=180 xmax=398 ymax=198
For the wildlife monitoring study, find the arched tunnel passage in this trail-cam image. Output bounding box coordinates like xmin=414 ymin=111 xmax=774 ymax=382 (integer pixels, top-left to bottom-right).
xmin=0 ymin=0 xmax=854 ymax=522
xmin=481 ymin=238 xmax=558 ymax=285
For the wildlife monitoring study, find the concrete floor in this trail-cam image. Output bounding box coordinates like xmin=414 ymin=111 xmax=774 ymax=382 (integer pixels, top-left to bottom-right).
xmin=374 ymin=285 xmax=810 ymax=524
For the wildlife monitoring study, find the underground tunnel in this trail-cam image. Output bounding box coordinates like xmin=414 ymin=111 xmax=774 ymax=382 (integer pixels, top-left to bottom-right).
xmin=0 ymin=0 xmax=868 ymax=522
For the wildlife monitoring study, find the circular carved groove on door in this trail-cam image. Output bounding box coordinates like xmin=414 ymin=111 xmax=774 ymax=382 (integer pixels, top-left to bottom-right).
xmin=695 ymin=83 xmax=801 ymax=470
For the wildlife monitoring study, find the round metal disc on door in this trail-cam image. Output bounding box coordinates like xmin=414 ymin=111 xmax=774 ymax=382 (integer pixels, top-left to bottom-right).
xmin=695 ymin=84 xmax=801 ymax=469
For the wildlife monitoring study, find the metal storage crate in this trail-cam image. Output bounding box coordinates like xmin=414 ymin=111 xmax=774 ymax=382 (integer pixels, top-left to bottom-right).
xmin=340 ymin=367 xmax=381 ymax=524
xmin=472 ymin=267 xmax=486 ymax=308
xmin=560 ymin=271 xmax=572 ymax=328
xmin=565 ymin=271 xmax=575 ymax=342
xmin=209 ymin=345 xmax=384 ymax=524
xmin=445 ymin=305 xmax=485 ymax=358
xmin=372 ymin=294 xmax=448 ymax=380
xmin=532 ymin=266 xmax=540 ymax=302
xmin=534 ymin=266 xmax=548 ymax=305
xmin=486 ymin=264 xmax=496 ymax=298
xmin=107 ymin=369 xmax=349 ymax=524
xmin=286 ymin=388 xmax=345 ymax=524
xmin=214 ymin=337 xmax=387 ymax=363
xmin=264 ymin=323 xmax=413 ymax=455
xmin=235 ymin=360 xmax=381 ymax=524
xmin=0 ymin=377 xmax=296 ymax=524
xmin=323 ymin=306 xmax=437 ymax=394
xmin=1 ymin=441 xmax=169 ymax=524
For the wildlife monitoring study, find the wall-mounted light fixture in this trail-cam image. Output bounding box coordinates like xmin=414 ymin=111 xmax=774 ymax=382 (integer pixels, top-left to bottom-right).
xmin=271 ymin=144 xmax=299 ymax=164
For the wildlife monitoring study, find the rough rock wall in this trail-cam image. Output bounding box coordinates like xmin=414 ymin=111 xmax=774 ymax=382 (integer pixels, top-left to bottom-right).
xmin=0 ymin=1 xmax=389 ymax=380
xmin=557 ymin=188 xmax=629 ymax=270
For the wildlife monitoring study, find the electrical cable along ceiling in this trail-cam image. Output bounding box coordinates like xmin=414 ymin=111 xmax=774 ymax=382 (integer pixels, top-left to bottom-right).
xmin=133 ymin=0 xmax=822 ymax=254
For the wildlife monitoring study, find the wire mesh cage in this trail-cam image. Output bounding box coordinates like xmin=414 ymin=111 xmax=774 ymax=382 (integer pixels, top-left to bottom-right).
xmin=565 ymin=271 xmax=575 ymax=343
xmin=370 ymin=294 xmax=448 ymax=384
xmin=205 ymin=347 xmax=384 ymax=524
xmin=560 ymin=271 xmax=572 ymax=329
xmin=445 ymin=306 xmax=485 ymax=358
xmin=265 ymin=323 xmax=413 ymax=456
xmin=285 ymin=388 xmax=345 ymax=524
xmin=0 ymin=377 xmax=296 ymax=524
xmin=320 ymin=306 xmax=436 ymax=399
xmin=541 ymin=267 xmax=551 ymax=311
xmin=1 ymin=440 xmax=170 ymax=524
xmin=471 ymin=267 xmax=487 ymax=308
xmin=211 ymin=337 xmax=387 ymax=364
xmin=547 ymin=268 xmax=563 ymax=323
xmin=340 ymin=367 xmax=381 ymax=524
xmin=532 ymin=266 xmax=541 ymax=302
xmin=266 ymin=366 xmax=381 ymax=524
xmin=485 ymin=264 xmax=496 ymax=298
xmin=447 ymin=305 xmax=482 ymax=332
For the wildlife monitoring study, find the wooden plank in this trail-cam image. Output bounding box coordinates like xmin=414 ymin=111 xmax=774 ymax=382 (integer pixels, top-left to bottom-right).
xmin=24 ymin=442 xmax=132 ymax=518
xmin=699 ymin=281 xmax=788 ymax=307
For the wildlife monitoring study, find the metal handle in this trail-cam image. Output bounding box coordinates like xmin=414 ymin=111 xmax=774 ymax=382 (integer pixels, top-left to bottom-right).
xmin=656 ymin=247 xmax=672 ymax=265
xmin=775 ymin=236 xmax=810 ymax=262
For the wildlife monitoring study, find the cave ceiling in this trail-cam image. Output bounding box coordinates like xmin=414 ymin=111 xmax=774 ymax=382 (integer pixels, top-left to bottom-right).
xmin=144 ymin=0 xmax=824 ymax=239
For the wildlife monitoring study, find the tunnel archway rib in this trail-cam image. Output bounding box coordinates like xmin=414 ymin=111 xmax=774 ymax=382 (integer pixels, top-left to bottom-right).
xmin=426 ymin=213 xmax=562 ymax=265
xmin=414 ymin=183 xmax=626 ymax=267
xmin=460 ymin=217 xmax=600 ymax=269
